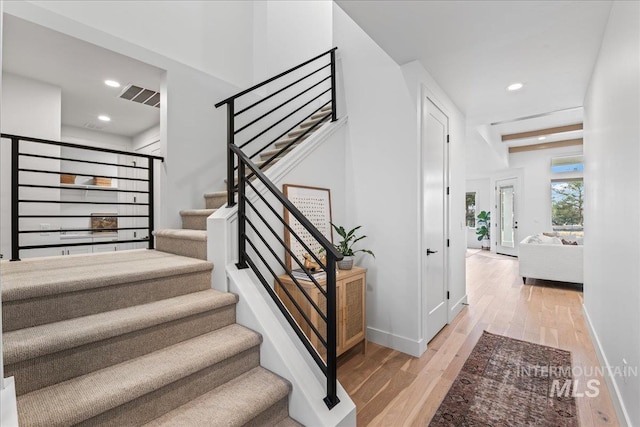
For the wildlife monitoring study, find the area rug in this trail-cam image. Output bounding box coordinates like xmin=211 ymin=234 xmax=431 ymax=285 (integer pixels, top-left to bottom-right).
xmin=429 ymin=331 xmax=579 ymax=426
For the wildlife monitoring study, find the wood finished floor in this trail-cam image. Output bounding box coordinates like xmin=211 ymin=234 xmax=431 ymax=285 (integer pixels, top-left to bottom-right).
xmin=337 ymin=250 xmax=619 ymax=426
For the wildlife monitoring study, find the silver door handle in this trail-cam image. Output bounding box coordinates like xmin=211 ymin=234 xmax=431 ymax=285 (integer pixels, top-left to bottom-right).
xmin=427 ymin=249 xmax=438 ymax=256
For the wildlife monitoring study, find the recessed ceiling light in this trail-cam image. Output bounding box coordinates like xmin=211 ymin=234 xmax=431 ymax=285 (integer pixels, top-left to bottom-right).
xmin=507 ymin=82 xmax=524 ymax=91
xmin=538 ymin=136 xmax=546 ymax=141
xmin=104 ymin=80 xmax=121 ymax=88
xmin=98 ymin=115 xmax=111 ymax=122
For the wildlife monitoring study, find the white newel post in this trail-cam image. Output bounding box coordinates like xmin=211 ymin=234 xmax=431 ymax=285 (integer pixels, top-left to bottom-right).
xmin=208 ymin=204 xmax=238 ymax=292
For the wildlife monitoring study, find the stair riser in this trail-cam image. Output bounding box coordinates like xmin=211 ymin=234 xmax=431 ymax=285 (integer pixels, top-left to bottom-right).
xmin=77 ymin=347 xmax=260 ymax=427
xmin=2 ymin=271 xmax=212 ymax=331
xmin=156 ymin=237 xmax=207 ymax=260
xmin=181 ymin=215 xmax=208 ymax=231
xmin=205 ymin=194 xmax=226 ymax=210
xmin=8 ymin=305 xmax=236 ymax=395
xmin=246 ymin=397 xmax=290 ymax=427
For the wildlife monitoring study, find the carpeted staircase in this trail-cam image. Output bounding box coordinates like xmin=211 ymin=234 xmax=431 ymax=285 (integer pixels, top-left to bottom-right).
xmin=1 ymin=106 xmax=332 ymax=426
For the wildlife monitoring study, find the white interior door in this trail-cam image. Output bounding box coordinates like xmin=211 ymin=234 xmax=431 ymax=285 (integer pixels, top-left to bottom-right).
xmin=496 ymin=178 xmax=519 ymax=256
xmin=423 ymin=98 xmax=448 ymax=343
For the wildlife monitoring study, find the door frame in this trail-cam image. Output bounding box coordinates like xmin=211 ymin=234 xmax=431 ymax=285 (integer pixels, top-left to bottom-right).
xmin=495 ymin=178 xmax=518 ymax=256
xmin=419 ymin=94 xmax=450 ymax=348
xmin=490 ymin=171 xmax=523 ymax=255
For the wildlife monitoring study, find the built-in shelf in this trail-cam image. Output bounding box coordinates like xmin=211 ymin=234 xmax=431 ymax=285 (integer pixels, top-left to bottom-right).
xmin=60 ymin=184 xmax=118 ymax=190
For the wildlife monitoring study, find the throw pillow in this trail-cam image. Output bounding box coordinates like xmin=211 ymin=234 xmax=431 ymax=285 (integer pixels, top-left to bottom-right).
xmin=562 ymin=238 xmax=578 ymax=246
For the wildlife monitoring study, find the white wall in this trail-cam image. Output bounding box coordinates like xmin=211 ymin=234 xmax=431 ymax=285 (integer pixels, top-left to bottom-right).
xmin=4 ymin=1 xmax=243 ymax=229
xmin=253 ymin=1 xmax=332 ymax=84
xmin=333 ymin=4 xmax=466 ymax=356
xmin=465 ymin=178 xmax=490 ymax=248
xmin=132 ymin=125 xmax=160 ymax=154
xmin=61 ymin=125 xmax=132 ymax=150
xmin=30 ymin=0 xmax=255 ymax=89
xmin=0 ymin=72 xmax=62 ymax=259
xmin=583 ymin=1 xmax=640 ymax=425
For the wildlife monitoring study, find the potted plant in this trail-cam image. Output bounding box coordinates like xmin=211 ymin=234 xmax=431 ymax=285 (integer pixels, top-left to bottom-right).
xmin=475 ymin=210 xmax=491 ymax=250
xmin=331 ymin=223 xmax=375 ymax=270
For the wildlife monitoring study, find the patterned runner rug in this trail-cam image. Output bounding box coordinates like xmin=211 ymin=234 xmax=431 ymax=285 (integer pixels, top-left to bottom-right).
xmin=429 ymin=331 xmax=579 ymax=426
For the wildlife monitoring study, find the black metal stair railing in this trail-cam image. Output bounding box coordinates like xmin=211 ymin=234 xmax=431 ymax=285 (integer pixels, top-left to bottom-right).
xmin=231 ymin=144 xmax=343 ymax=409
xmin=215 ymin=47 xmax=337 ymax=207
xmin=215 ymin=48 xmax=343 ymax=409
xmin=1 ymin=134 xmax=164 ymax=261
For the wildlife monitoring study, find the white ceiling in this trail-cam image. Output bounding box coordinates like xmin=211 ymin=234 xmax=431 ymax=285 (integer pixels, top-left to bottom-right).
xmin=2 ymin=14 xmax=163 ymax=138
xmin=335 ymin=0 xmax=612 ymax=133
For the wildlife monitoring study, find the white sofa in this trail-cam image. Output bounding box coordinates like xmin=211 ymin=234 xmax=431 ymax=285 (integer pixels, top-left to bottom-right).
xmin=519 ymin=235 xmax=583 ymax=284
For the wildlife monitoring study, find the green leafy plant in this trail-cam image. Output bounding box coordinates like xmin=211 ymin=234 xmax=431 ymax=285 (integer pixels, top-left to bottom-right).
xmin=475 ymin=210 xmax=491 ymax=241
xmin=331 ymin=223 xmax=375 ymax=258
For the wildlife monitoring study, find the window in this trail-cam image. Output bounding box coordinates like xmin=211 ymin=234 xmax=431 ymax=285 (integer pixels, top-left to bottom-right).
xmin=551 ymin=179 xmax=584 ymax=235
xmin=551 ymin=155 xmax=583 ymax=174
xmin=465 ymin=192 xmax=476 ymax=228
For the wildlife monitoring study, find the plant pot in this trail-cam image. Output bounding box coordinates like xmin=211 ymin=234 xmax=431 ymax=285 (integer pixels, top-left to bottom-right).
xmin=481 ymin=238 xmax=490 ymax=251
xmin=337 ymin=256 xmax=354 ymax=270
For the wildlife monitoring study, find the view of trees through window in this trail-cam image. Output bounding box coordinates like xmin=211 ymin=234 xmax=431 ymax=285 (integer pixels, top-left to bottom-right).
xmin=466 ymin=192 xmax=476 ymax=228
xmin=551 ymin=179 xmax=584 ymax=235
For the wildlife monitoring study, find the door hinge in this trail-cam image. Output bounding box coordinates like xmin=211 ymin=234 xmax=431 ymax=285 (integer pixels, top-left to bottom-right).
xmin=446 ymin=135 xmax=450 ymax=143
xmin=446 ymin=187 xmax=450 ymax=195
xmin=447 ymin=239 xmax=450 ymax=247
xmin=447 ymin=291 xmax=450 ymax=300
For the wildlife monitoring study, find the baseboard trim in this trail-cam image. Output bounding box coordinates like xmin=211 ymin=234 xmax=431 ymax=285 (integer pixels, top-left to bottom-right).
xmin=449 ymin=293 xmax=468 ymax=322
xmin=582 ymin=305 xmax=632 ymax=426
xmin=366 ymin=326 xmax=424 ymax=357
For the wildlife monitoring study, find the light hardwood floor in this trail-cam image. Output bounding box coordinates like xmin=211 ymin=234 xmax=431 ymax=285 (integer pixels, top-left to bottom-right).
xmin=338 ymin=250 xmax=619 ymax=426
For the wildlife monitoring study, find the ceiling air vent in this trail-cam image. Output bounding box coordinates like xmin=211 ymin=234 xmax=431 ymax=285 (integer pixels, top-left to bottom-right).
xmin=118 ymin=84 xmax=160 ymax=108
xmin=83 ymin=122 xmax=105 ymax=130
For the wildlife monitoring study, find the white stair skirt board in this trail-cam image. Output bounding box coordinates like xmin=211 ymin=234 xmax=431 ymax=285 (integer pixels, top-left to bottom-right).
xmin=1 ymin=377 xmax=19 ymax=427
xmin=227 ymin=266 xmax=356 ymax=427
xmin=583 ymin=306 xmax=632 ymax=426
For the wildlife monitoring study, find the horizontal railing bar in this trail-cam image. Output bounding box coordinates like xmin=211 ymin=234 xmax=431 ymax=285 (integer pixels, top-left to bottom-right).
xmin=20 ymin=184 xmax=149 ymax=194
xmin=241 ymin=100 xmax=330 ymax=161
xmin=241 ymin=88 xmax=331 ymax=152
xmin=19 ymin=214 xmax=148 ymax=218
xmin=20 ymin=238 xmax=149 ymax=250
xmin=19 ymin=153 xmax=149 ymax=170
xmin=235 ymin=63 xmax=331 ymax=116
xmin=18 ymin=199 xmax=148 ymax=206
xmin=244 ymin=211 xmax=328 ymax=324
xmin=245 ymin=244 xmax=327 ymax=362
xmin=215 ymin=47 xmax=337 ymax=107
xmin=244 ymin=193 xmax=327 ymax=296
xmin=19 ymin=227 xmax=148 ymax=234
xmin=257 ymin=111 xmax=331 ymax=172
xmin=1 ymin=133 xmax=164 ymax=161
xmin=244 ymin=233 xmax=328 ymax=346
xmin=230 ymin=144 xmax=342 ymax=260
xmin=234 ymin=76 xmax=331 ymax=135
xmin=18 ymin=169 xmax=148 ymax=182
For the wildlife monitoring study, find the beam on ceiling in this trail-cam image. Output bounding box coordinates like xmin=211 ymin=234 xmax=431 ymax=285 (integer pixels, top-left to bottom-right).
xmin=502 ymin=123 xmax=583 ymax=142
xmin=508 ymin=138 xmax=583 ymax=154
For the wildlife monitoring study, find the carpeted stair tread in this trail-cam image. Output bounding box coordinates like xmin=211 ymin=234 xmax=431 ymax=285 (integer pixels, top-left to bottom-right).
xmin=300 ymin=114 xmax=329 ymax=128
xmin=273 ymin=417 xmax=304 ymax=427
xmin=154 ymin=229 xmax=207 ymax=241
xmin=3 ymin=289 xmax=237 ymax=365
xmin=204 ymin=191 xmax=227 ymax=209
xmin=1 ymin=250 xmax=212 ymax=302
xmin=179 ymin=209 xmax=216 ymax=217
xmin=16 ymin=324 xmax=261 ymax=427
xmin=274 ymin=135 xmax=307 ymax=149
xmin=142 ymin=367 xmax=291 ymax=427
xmin=311 ymin=109 xmax=331 ymax=119
xmin=260 ymin=145 xmax=297 ymax=161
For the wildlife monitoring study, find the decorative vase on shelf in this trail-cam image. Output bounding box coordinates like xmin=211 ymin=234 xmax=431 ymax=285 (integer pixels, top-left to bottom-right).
xmin=337 ymin=256 xmax=354 ymax=270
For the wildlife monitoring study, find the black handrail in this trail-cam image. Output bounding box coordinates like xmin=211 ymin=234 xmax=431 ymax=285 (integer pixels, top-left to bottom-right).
xmin=230 ymin=144 xmax=342 ymax=409
xmin=215 ymin=47 xmax=338 ymax=108
xmin=216 ymin=47 xmax=337 ymax=207
xmin=1 ymin=133 xmax=164 ymax=261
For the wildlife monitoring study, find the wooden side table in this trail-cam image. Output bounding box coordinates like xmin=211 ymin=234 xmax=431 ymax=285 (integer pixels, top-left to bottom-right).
xmin=275 ymin=266 xmax=367 ymax=358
